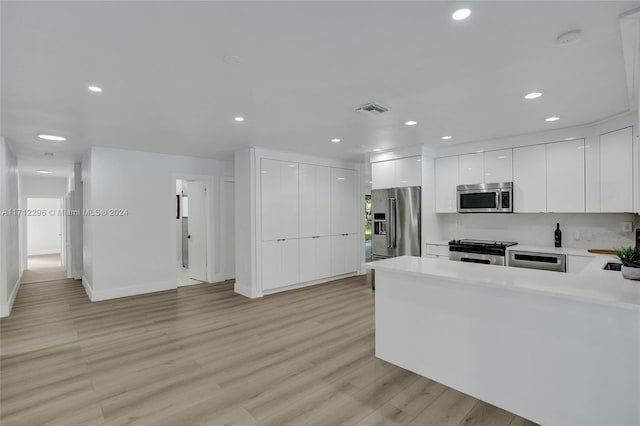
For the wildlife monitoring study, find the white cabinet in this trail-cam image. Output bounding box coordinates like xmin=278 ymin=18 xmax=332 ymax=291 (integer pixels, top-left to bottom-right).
xmin=261 ymin=159 xmax=299 ymax=241
xmin=331 ymin=168 xmax=358 ymax=235
xmin=299 ymin=164 xmax=331 ymax=237
xmin=600 ymin=127 xmax=633 ymax=212
xmin=566 ymin=255 xmax=593 ymax=274
xmin=435 ymin=156 xmax=459 ymax=213
xmin=425 ymin=243 xmax=449 ymax=259
xmin=546 ymin=139 xmax=585 ymax=213
xmin=299 ymin=236 xmax=331 ymax=282
xmin=372 ymin=157 xmax=421 ymax=189
xmin=484 ymin=149 xmax=513 ymax=183
xmin=371 ymin=161 xmax=395 ymax=189
xmin=331 ymin=234 xmax=358 ymax=276
xmin=261 ymin=239 xmax=299 ymax=291
xmin=394 ymin=157 xmax=422 ymax=187
xmin=458 ymin=153 xmax=484 ymax=185
xmin=513 ymin=145 xmax=547 ymax=213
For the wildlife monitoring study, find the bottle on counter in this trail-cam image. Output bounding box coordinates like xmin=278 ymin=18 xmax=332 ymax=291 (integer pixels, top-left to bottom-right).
xmin=554 ymin=223 xmax=562 ymax=248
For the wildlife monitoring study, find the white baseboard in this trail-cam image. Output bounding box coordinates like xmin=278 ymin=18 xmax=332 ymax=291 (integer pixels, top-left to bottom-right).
xmin=83 ymin=278 xmax=176 ymax=302
xmin=234 ymin=282 xmax=262 ymax=299
xmin=82 ymin=276 xmax=94 ymax=301
xmin=0 ymin=276 xmax=21 ymax=318
xmin=28 ymin=249 xmax=61 ymax=256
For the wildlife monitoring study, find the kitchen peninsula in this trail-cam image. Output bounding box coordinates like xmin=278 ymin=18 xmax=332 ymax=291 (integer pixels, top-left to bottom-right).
xmin=367 ymin=256 xmax=640 ymax=426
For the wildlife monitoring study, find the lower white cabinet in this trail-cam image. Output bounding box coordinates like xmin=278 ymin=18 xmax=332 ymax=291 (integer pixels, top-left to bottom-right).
xmin=261 ymin=239 xmax=299 ymax=291
xmin=331 ymin=234 xmax=358 ymax=276
xmin=299 ymin=236 xmax=331 ymax=282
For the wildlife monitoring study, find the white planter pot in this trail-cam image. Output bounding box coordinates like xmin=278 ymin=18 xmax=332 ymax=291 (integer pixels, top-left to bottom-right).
xmin=621 ymin=266 xmax=640 ymax=281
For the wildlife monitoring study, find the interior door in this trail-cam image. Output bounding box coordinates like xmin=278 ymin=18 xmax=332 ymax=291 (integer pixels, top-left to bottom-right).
xmin=187 ymin=181 xmax=207 ymax=282
xmin=222 ymin=179 xmax=235 ymax=280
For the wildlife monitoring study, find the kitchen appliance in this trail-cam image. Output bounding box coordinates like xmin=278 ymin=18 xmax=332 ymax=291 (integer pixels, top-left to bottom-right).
xmin=509 ymin=250 xmax=566 ymax=272
xmin=448 ymin=239 xmax=517 ymax=266
xmin=372 ymin=187 xmax=421 ymax=260
xmin=457 ymin=182 xmax=513 ymax=213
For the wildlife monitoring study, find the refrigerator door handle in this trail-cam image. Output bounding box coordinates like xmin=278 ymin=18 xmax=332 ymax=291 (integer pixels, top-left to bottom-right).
xmin=390 ymin=197 xmax=397 ymax=249
xmin=387 ymin=198 xmax=392 ymax=248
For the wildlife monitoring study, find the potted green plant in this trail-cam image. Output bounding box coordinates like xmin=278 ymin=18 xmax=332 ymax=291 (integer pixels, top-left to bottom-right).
xmin=615 ymin=247 xmax=640 ymax=281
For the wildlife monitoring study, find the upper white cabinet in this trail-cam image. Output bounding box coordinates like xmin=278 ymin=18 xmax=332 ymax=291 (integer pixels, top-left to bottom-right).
xmin=331 ymin=168 xmax=358 ymax=235
xmin=483 ymin=149 xmax=513 ymax=183
xmin=546 ymin=139 xmax=585 ymax=213
xmin=395 ymin=157 xmax=422 ymax=187
xmin=513 ymin=145 xmax=546 ymax=213
xmin=261 ymin=159 xmax=299 ymax=241
xmin=299 ymin=164 xmax=331 ymax=237
xmin=372 ymin=157 xmax=421 ymax=189
xmin=371 ymin=161 xmax=395 ymax=189
xmin=600 ymin=127 xmax=633 ymax=212
xmin=435 ymin=156 xmax=459 ymax=213
xmin=458 ymin=153 xmax=484 ymax=185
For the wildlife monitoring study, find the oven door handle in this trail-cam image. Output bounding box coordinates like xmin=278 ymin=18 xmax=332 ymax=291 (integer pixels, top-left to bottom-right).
xmin=496 ymin=191 xmax=500 ymax=210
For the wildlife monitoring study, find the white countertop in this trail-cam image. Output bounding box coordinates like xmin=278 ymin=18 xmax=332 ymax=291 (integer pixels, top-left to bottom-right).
xmin=366 ymin=255 xmax=640 ymax=310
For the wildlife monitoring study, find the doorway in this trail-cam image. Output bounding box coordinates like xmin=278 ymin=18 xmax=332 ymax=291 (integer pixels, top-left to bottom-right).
xmin=175 ymin=179 xmax=208 ymax=286
xmin=21 ymin=197 xmax=67 ymax=283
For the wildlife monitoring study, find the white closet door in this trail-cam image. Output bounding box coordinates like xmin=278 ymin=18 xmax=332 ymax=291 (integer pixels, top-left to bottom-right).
xmin=261 ymin=240 xmax=281 ymax=290
xmin=281 ymin=239 xmax=299 ymax=287
xmin=331 ymin=168 xmax=358 ymax=235
xmin=315 ymin=236 xmax=332 ymax=279
xmin=315 ymin=166 xmax=332 ymax=236
xmin=260 ymin=159 xmax=281 ymax=241
xmin=299 ymin=164 xmax=316 ymax=238
xmin=299 ymin=237 xmax=316 ymax=282
xmin=280 ymin=162 xmax=299 ymax=239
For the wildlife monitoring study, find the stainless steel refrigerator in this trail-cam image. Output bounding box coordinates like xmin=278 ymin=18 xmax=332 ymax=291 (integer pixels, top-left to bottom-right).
xmin=371 ymin=186 xmax=421 ymax=259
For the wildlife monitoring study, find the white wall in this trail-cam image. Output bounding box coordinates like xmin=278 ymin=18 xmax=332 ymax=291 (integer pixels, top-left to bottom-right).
xmin=0 ymin=138 xmax=21 ymax=317
xmin=20 ymin=175 xmax=67 ymax=198
xmin=26 ymin=198 xmax=62 ymax=256
xmin=82 ymin=150 xmax=94 ymax=290
xmin=82 ymin=147 xmax=233 ymax=301
xmin=68 ymin=163 xmax=83 ymax=279
xmin=234 ymin=149 xmax=256 ymax=297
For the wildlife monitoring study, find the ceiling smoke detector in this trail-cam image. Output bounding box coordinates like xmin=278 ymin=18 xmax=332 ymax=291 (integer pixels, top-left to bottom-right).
xmin=355 ymin=102 xmax=390 ymax=115
xmin=556 ymin=30 xmax=582 ymax=46
xmin=44 ymin=152 xmax=54 ymax=157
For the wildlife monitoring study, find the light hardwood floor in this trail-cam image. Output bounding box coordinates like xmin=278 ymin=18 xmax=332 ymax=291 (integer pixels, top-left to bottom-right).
xmin=0 ymin=275 xmax=538 ymax=426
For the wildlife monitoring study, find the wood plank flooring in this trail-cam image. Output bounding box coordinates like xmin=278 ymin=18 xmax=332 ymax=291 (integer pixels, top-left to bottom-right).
xmin=0 ymin=276 xmax=538 ymax=425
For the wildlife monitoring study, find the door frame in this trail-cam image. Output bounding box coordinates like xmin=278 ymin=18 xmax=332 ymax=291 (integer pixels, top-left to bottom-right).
xmin=172 ymin=173 xmax=215 ymax=284
xmin=220 ymin=176 xmax=235 ymax=280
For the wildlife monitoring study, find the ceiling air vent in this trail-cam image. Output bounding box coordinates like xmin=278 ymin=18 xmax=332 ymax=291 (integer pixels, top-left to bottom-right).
xmin=355 ymin=102 xmax=390 ymax=115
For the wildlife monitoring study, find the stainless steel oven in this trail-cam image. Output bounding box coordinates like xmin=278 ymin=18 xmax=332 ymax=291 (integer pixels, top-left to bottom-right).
xmin=448 ymin=239 xmax=518 ymax=266
xmin=457 ymin=182 xmax=513 ymax=213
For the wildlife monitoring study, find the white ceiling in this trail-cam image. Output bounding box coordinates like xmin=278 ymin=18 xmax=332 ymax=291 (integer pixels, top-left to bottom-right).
xmin=18 ymin=157 xmax=74 ymax=178
xmin=1 ymin=1 xmax=636 ymax=164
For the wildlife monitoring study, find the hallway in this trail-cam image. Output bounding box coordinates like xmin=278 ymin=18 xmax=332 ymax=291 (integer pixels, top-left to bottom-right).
xmin=21 ymin=254 xmax=67 ymax=284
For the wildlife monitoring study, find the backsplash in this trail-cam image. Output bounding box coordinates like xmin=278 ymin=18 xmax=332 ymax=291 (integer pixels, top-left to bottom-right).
xmin=437 ymin=213 xmax=639 ymax=249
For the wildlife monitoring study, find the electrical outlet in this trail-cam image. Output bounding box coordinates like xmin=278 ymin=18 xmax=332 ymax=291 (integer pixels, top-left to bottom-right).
xmin=622 ymin=221 xmax=633 ymax=233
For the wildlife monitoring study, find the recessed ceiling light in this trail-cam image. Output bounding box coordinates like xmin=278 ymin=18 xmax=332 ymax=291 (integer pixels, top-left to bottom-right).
xmin=234 ymin=116 xmax=245 ymax=122
xmin=441 ymin=136 xmax=452 ymax=140
xmin=36 ymin=170 xmax=53 ymax=174
xmin=404 ymin=120 xmax=417 ymax=126
xmin=475 ymin=150 xmax=484 ymax=153
xmin=523 ymin=92 xmax=542 ymax=100
xmin=452 ymin=8 xmax=471 ymax=21
xmin=87 ymin=85 xmax=103 ymax=93
xmin=37 ymin=134 xmax=67 ymax=141
xmin=372 ymin=148 xmax=382 ymax=152
xmin=331 ymin=138 xmax=341 ymax=143
xmin=545 ymin=116 xmax=560 ymax=122
xmin=564 ymin=137 xmax=576 ymax=141
xmin=498 ymin=155 xmax=506 ymax=159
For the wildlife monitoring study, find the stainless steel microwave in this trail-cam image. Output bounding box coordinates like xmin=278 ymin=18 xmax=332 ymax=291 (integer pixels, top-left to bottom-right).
xmin=457 ymin=182 xmax=513 ymax=213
